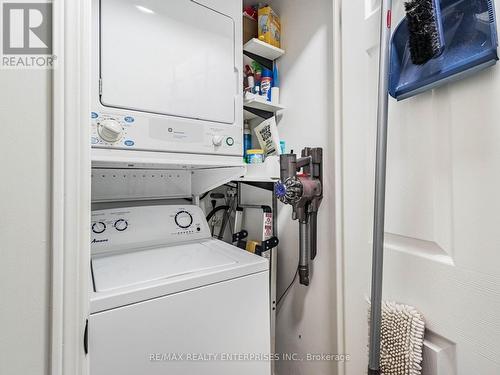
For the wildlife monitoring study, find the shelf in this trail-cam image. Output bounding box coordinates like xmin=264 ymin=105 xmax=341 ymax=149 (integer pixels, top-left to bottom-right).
xmin=243 ymin=38 xmax=285 ymax=61
xmin=237 ymin=176 xmax=279 ymax=183
xmin=243 ymin=94 xmax=285 ymax=120
xmin=237 ymin=155 xmax=280 ymax=182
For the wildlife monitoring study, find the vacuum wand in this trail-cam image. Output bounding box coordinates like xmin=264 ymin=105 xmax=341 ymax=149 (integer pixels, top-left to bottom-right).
xmin=299 ymin=220 xmax=311 ymax=285
xmin=368 ymin=0 xmax=392 ymax=374
xmin=309 ymin=211 xmax=318 ymax=259
xmin=275 ymin=147 xmax=323 ymax=286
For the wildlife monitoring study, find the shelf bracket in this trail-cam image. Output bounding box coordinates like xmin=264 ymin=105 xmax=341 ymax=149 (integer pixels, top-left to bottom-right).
xmin=243 ymin=106 xmax=275 ymax=120
xmin=239 ymin=180 xmax=276 ymax=192
xmin=243 ymin=50 xmax=274 ymax=71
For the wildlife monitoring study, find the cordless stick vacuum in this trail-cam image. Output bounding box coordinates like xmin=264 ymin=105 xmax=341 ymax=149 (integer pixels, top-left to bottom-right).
xmin=275 ymin=148 xmax=323 ymax=286
xmin=369 ymin=0 xmax=444 ymax=373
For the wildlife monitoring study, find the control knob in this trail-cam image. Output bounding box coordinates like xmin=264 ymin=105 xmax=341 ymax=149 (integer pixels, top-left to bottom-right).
xmin=92 ymin=222 xmax=106 ymax=234
xmin=212 ymin=135 xmax=224 ymax=147
xmin=97 ymin=119 xmax=123 ymax=143
xmin=114 ymin=219 xmax=128 ymax=231
xmin=175 ymin=211 xmax=193 ymax=229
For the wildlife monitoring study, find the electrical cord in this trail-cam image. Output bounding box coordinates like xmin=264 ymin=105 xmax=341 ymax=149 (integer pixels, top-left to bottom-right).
xmin=206 ymin=205 xmax=230 ymax=222
xmin=276 ymin=264 xmax=299 ymax=308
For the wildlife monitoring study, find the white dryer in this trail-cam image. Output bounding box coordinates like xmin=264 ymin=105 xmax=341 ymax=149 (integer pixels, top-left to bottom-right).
xmin=91 ymin=0 xmax=243 ymax=157
xmin=89 ymin=205 xmax=270 ymax=375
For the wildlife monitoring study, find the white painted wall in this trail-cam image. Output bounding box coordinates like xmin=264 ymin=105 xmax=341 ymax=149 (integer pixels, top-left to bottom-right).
xmin=242 ymin=1 xmax=337 ymax=374
xmin=0 ymin=70 xmax=52 ymax=374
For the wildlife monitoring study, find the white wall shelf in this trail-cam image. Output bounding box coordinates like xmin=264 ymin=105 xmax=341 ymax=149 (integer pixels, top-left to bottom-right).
xmin=237 ymin=155 xmax=280 ymax=182
xmin=243 ymin=95 xmax=285 ymax=120
xmin=243 ymin=38 xmax=285 ymax=61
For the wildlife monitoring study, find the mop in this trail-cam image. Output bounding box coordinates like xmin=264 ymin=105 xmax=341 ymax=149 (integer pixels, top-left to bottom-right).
xmin=368 ymin=0 xmax=442 ymax=374
xmin=369 ymin=301 xmax=426 ymax=375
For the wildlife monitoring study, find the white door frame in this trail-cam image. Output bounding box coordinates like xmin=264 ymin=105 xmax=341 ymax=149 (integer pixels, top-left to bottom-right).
xmin=51 ymin=0 xmax=91 ymax=374
xmin=332 ymin=0 xmax=346 ymax=374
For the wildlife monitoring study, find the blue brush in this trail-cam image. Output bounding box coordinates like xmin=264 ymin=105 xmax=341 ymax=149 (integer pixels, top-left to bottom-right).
xmin=390 ymin=0 xmax=498 ymax=100
xmin=405 ymin=0 xmax=445 ymax=64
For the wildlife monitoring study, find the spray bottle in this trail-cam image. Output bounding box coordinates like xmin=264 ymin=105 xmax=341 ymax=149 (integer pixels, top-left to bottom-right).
xmin=243 ymin=120 xmax=252 ymax=162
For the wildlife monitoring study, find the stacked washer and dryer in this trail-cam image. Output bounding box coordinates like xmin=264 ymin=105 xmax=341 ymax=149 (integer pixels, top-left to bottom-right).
xmin=89 ymin=1 xmax=271 ymax=374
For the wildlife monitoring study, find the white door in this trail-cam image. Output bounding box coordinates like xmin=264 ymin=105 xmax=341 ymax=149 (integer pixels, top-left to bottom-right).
xmin=341 ymin=1 xmax=500 ymax=374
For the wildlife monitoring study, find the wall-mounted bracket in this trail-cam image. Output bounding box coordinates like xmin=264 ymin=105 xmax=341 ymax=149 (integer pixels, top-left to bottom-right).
xmin=255 ymin=236 xmax=279 ymax=256
xmin=243 ymin=50 xmax=274 ymax=71
xmin=232 ymin=230 xmax=248 ymax=244
xmin=243 ymin=105 xmax=275 ymax=120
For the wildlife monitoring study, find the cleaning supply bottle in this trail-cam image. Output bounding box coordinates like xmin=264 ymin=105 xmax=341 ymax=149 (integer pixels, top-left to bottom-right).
xmin=243 ymin=121 xmax=252 ymax=162
xmin=260 ymin=67 xmax=273 ymax=101
xmin=244 ymin=64 xmax=255 ymax=93
xmin=251 ymin=61 xmax=263 ymax=95
xmin=271 ymin=63 xmax=280 ymax=104
xmin=251 ymin=61 xmax=262 ymax=83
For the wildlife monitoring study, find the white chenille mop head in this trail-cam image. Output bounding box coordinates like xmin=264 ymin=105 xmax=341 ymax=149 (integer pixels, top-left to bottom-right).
xmin=369 ymin=301 xmax=426 ymax=375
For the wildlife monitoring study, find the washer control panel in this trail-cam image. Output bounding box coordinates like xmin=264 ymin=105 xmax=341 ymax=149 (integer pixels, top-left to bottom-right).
xmin=91 ymin=205 xmax=211 ymax=255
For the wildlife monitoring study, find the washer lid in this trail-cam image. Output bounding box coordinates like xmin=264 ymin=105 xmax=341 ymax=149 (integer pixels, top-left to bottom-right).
xmin=92 ymin=241 xmax=239 ymax=292
xmin=90 ymin=239 xmax=268 ymax=313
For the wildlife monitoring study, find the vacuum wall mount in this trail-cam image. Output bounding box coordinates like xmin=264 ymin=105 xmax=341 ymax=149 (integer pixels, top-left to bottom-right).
xmin=275 ymin=148 xmax=323 ymax=286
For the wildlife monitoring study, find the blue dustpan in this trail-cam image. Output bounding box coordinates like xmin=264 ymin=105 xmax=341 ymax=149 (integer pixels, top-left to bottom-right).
xmin=389 ymin=0 xmax=499 ymax=101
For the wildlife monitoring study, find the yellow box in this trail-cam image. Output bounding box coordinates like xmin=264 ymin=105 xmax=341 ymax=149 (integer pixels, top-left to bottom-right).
xmin=258 ymin=6 xmax=281 ymax=48
xmin=246 ymin=240 xmax=260 ymax=254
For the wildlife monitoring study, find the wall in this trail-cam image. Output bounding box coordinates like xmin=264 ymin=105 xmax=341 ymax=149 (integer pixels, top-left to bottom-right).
xmin=0 ymin=69 xmax=52 ymax=374
xmin=242 ymin=0 xmax=337 ymax=374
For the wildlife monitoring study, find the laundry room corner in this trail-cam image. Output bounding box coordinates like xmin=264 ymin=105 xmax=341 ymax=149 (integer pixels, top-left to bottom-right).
xmin=14 ymin=0 xmax=500 ymax=373
xmin=241 ymin=0 xmax=340 ymax=374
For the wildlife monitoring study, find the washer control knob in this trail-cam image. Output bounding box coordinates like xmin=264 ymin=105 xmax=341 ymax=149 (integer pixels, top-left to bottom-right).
xmin=92 ymin=222 xmax=106 ymax=234
xmin=175 ymin=211 xmax=193 ymax=229
xmin=114 ymin=219 xmax=128 ymax=232
xmin=212 ymin=135 xmax=224 ymax=147
xmin=97 ymin=119 xmax=123 ymax=143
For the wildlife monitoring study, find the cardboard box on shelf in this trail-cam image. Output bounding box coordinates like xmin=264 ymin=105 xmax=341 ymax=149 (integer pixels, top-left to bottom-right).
xmin=243 ymin=15 xmax=258 ymax=45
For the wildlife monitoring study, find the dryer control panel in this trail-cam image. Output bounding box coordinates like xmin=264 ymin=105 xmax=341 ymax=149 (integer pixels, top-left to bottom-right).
xmin=91 ymin=205 xmax=211 ymax=255
xmin=90 ymin=111 xmax=242 ymax=156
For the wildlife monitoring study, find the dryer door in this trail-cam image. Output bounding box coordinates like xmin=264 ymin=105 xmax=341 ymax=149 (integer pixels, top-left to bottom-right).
xmin=99 ymin=0 xmax=236 ymax=124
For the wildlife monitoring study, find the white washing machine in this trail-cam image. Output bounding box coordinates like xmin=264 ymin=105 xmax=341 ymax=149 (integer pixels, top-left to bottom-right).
xmin=89 ymin=205 xmax=270 ymax=375
xmin=91 ymin=0 xmax=243 ymax=156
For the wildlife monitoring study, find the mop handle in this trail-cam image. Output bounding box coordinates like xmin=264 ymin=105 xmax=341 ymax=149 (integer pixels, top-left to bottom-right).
xmin=368 ymin=0 xmax=393 ymax=374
